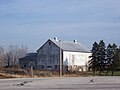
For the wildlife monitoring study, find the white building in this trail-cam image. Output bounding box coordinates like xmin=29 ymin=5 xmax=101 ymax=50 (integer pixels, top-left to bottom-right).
xmin=37 ymin=38 xmax=91 ymax=72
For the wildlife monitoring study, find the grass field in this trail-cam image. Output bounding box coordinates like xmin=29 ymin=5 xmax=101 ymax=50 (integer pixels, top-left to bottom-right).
xmin=0 ymin=67 xmax=120 ymax=79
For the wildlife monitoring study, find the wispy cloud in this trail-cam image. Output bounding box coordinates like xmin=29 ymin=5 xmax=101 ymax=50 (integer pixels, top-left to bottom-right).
xmin=0 ymin=0 xmax=120 ymax=51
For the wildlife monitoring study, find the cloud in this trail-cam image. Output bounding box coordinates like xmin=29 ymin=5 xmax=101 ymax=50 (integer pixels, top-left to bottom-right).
xmin=0 ymin=0 xmax=120 ymax=51
xmin=1 ymin=0 xmax=120 ymax=24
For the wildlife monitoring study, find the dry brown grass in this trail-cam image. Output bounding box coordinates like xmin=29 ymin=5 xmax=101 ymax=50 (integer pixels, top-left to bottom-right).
xmin=0 ymin=67 xmax=30 ymax=78
xmin=0 ymin=67 xmax=89 ymax=78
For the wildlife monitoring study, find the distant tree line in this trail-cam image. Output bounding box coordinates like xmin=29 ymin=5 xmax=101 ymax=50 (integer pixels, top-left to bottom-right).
xmin=0 ymin=45 xmax=28 ymax=67
xmin=89 ymin=40 xmax=120 ymax=76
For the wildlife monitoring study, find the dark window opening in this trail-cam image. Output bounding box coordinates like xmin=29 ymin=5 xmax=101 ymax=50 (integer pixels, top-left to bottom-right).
xmin=24 ymin=65 xmax=26 ymax=68
xmin=41 ymin=65 xmax=44 ymax=69
xmin=55 ymin=65 xmax=57 ymax=69
xmin=47 ymin=66 xmax=52 ymax=68
xmin=49 ymin=42 xmax=51 ymax=45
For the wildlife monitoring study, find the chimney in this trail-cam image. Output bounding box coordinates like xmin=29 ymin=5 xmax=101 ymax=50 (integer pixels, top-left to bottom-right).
xmin=54 ymin=37 xmax=58 ymax=41
xmin=73 ymin=40 xmax=77 ymax=43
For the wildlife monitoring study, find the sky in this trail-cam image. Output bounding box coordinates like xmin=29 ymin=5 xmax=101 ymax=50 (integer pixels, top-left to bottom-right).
xmin=0 ymin=0 xmax=120 ymax=52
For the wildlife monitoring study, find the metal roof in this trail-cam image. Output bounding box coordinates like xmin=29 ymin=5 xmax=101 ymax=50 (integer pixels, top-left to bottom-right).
xmin=50 ymin=39 xmax=90 ymax=52
xmin=19 ymin=53 xmax=37 ymax=60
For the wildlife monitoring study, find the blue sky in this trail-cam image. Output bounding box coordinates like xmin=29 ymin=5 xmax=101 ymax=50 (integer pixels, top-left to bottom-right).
xmin=0 ymin=0 xmax=120 ymax=52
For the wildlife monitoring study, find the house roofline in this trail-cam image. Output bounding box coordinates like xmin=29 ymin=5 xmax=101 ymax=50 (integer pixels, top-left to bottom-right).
xmin=37 ymin=39 xmax=90 ymax=53
xmin=37 ymin=39 xmax=61 ymax=52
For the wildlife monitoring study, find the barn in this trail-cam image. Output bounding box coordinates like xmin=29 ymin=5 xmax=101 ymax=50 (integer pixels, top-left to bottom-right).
xmin=37 ymin=38 xmax=91 ymax=72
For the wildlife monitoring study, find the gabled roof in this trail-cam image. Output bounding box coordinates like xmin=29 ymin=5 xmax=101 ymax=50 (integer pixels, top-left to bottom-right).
xmin=50 ymin=39 xmax=90 ymax=53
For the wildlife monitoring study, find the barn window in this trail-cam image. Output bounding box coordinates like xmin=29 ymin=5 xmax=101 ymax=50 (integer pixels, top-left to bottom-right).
xmin=47 ymin=66 xmax=52 ymax=68
xmin=49 ymin=42 xmax=51 ymax=45
xmin=41 ymin=65 xmax=44 ymax=69
xmin=55 ymin=65 xmax=57 ymax=69
xmin=24 ymin=65 xmax=26 ymax=68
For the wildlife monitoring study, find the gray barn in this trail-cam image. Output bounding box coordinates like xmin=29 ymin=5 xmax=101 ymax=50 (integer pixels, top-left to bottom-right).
xmin=19 ymin=38 xmax=91 ymax=72
xmin=37 ymin=38 xmax=91 ymax=72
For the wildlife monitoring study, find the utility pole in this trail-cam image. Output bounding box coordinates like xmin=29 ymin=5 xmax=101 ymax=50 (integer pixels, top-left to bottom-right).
xmin=30 ymin=65 xmax=33 ymax=78
xmin=59 ymin=40 xmax=62 ymax=77
xmin=30 ymin=61 xmax=33 ymax=78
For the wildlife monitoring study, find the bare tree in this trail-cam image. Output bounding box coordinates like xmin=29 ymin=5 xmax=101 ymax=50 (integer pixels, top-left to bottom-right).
xmin=4 ymin=45 xmax=29 ymax=67
xmin=18 ymin=45 xmax=28 ymax=58
xmin=14 ymin=45 xmax=28 ymax=65
xmin=0 ymin=46 xmax=4 ymax=67
xmin=4 ymin=51 xmax=12 ymax=67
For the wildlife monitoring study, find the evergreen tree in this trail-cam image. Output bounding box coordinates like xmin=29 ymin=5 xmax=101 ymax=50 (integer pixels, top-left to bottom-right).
xmin=90 ymin=40 xmax=120 ymax=76
xmin=106 ymin=44 xmax=114 ymax=75
xmin=116 ymin=47 xmax=120 ymax=69
xmin=89 ymin=42 xmax=99 ymax=75
xmin=97 ymin=40 xmax=106 ymax=75
xmin=111 ymin=44 xmax=119 ymax=75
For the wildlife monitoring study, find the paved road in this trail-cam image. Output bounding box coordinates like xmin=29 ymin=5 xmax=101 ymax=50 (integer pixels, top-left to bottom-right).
xmin=0 ymin=76 xmax=120 ymax=90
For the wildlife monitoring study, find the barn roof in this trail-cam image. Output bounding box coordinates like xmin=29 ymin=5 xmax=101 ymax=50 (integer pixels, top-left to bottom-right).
xmin=50 ymin=39 xmax=90 ymax=53
xmin=19 ymin=53 xmax=37 ymax=60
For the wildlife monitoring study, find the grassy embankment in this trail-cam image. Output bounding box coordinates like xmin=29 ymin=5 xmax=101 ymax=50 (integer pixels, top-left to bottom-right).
xmin=0 ymin=68 xmax=120 ymax=79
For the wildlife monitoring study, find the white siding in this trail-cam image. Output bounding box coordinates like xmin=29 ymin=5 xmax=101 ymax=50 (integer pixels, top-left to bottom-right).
xmin=63 ymin=51 xmax=91 ymax=71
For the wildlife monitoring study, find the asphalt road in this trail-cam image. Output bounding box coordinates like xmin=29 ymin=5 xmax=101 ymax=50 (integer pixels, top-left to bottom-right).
xmin=0 ymin=76 xmax=120 ymax=90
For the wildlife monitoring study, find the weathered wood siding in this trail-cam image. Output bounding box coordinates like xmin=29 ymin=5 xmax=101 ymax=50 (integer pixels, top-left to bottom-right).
xmin=37 ymin=40 xmax=60 ymax=70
